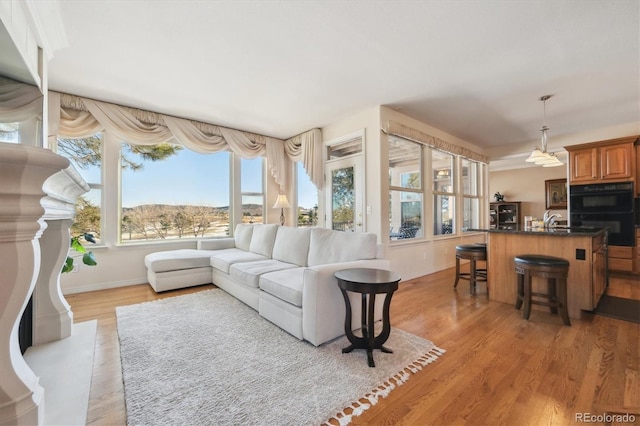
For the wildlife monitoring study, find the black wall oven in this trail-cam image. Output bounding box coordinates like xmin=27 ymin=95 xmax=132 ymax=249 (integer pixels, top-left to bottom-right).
xmin=570 ymin=182 xmax=634 ymax=246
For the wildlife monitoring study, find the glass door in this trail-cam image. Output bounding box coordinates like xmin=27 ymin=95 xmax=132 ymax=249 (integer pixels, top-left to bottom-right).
xmin=325 ymin=155 xmax=363 ymax=232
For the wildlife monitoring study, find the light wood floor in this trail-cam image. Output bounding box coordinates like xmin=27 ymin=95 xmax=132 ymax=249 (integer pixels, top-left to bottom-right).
xmin=67 ymin=267 xmax=640 ymax=425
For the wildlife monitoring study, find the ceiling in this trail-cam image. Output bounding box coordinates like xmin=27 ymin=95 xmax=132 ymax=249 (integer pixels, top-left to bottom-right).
xmin=29 ymin=1 xmax=640 ymax=160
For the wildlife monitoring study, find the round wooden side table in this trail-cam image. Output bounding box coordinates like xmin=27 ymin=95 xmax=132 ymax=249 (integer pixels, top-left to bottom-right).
xmin=335 ymin=268 xmax=401 ymax=367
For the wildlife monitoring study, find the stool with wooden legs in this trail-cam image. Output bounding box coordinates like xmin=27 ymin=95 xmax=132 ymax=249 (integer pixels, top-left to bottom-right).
xmin=454 ymin=244 xmax=487 ymax=295
xmin=514 ymin=254 xmax=571 ymax=326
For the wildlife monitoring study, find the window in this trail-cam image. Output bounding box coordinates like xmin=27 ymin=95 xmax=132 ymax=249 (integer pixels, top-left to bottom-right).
xmin=56 ymin=134 xmax=104 ymax=243
xmin=120 ymin=142 xmax=231 ymax=242
xmin=389 ymin=137 xmax=423 ymax=240
xmin=462 ymin=158 xmax=483 ymax=230
xmin=0 ymin=122 xmax=19 ymax=143
xmin=296 ymin=162 xmax=318 ymax=227
xmin=432 ymin=149 xmax=455 ymax=236
xmin=241 ymin=157 xmax=264 ymax=224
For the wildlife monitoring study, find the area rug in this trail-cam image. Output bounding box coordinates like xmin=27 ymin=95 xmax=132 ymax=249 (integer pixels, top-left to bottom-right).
xmin=595 ymin=294 xmax=640 ymax=324
xmin=116 ymin=289 xmax=444 ymax=425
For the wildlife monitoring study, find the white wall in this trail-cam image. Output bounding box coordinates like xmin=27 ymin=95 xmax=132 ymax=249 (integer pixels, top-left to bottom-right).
xmin=489 ymin=165 xmax=568 ymax=221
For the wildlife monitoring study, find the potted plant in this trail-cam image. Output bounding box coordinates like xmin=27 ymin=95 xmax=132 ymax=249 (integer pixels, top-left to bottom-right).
xmin=62 ymin=233 xmax=97 ymax=273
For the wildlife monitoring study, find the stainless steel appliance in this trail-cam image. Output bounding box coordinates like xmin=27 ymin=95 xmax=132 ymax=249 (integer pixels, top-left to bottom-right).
xmin=570 ymin=182 xmax=634 ymax=246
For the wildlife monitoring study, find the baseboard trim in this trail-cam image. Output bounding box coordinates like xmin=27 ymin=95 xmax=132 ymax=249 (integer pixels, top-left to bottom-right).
xmin=62 ymin=278 xmax=147 ymax=295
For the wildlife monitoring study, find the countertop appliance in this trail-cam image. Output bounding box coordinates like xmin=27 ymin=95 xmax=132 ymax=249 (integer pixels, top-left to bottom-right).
xmin=570 ymin=182 xmax=634 ymax=246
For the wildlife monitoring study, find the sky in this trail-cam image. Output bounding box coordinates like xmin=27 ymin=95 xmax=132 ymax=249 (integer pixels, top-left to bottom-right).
xmin=70 ymin=147 xmax=318 ymax=209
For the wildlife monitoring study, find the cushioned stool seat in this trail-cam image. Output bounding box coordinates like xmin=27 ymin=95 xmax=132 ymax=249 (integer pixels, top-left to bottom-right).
xmin=454 ymin=244 xmax=487 ymax=295
xmin=514 ymin=254 xmax=570 ymax=326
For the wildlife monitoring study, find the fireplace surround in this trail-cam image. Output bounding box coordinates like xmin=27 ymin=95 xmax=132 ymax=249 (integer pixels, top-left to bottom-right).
xmin=0 ymin=142 xmax=89 ymax=425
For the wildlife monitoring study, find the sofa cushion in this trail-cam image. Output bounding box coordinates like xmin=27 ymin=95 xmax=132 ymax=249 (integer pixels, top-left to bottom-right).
xmin=210 ymin=249 xmax=268 ymax=273
xmin=230 ymin=259 xmax=298 ymax=288
xmin=234 ymin=224 xmax=254 ymax=251
xmin=145 ymin=249 xmax=216 ymax=273
xmin=259 ymin=268 xmax=305 ymax=307
xmin=307 ymin=228 xmax=377 ymax=266
xmin=272 ymin=226 xmax=311 ymax=267
xmin=249 ymin=224 xmax=279 ymax=257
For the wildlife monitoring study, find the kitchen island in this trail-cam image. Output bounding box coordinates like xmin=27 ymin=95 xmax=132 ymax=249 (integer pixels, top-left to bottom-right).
xmin=466 ymin=226 xmax=608 ymax=319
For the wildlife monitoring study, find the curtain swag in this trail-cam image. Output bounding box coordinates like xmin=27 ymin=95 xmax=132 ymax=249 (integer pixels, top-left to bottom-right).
xmin=385 ymin=121 xmax=488 ymax=163
xmin=284 ymin=128 xmax=323 ymax=189
xmin=0 ymin=77 xmax=43 ymax=123
xmin=51 ymin=92 xmax=327 ymax=191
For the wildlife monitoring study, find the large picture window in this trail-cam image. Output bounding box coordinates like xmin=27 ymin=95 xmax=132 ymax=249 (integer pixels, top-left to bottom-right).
xmin=120 ymin=142 xmax=231 ymax=242
xmin=56 ymin=134 xmax=104 ymax=243
xmin=297 ymin=162 xmax=319 ymax=227
xmin=432 ymin=149 xmax=455 ymax=236
xmin=241 ymin=157 xmax=264 ymax=224
xmin=462 ymin=158 xmax=483 ymax=230
xmin=389 ymin=137 xmax=423 ymax=240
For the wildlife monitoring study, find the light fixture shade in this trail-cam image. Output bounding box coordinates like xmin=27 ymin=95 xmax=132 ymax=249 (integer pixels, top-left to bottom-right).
xmin=272 ymin=194 xmax=291 ymax=209
xmin=542 ymin=155 xmax=564 ymax=167
xmin=525 ymin=147 xmax=545 ymax=162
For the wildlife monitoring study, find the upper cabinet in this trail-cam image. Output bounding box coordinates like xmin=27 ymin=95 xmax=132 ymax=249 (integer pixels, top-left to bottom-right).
xmin=565 ymin=136 xmax=638 ymax=185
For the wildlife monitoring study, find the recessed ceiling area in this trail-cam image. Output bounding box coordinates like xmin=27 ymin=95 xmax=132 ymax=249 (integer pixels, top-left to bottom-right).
xmin=33 ymin=1 xmax=640 ymax=164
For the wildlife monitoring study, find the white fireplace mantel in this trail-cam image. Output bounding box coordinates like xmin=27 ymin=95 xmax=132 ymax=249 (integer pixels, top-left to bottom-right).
xmin=0 ymin=142 xmax=88 ymax=426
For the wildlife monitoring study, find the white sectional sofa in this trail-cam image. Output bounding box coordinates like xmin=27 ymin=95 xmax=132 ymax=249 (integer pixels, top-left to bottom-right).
xmin=144 ymin=224 xmax=390 ymax=346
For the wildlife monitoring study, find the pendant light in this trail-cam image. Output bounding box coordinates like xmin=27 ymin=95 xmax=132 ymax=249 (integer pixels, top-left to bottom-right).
xmin=525 ymin=95 xmax=563 ymax=167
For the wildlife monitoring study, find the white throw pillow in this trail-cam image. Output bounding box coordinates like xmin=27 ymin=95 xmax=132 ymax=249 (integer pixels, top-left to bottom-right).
xmin=307 ymin=228 xmax=377 ymax=266
xmin=272 ymin=226 xmax=311 ymax=266
xmin=234 ymin=224 xmax=254 ymax=251
xmin=249 ymin=224 xmax=279 ymax=257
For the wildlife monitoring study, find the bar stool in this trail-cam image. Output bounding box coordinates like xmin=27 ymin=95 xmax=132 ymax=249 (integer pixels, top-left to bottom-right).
xmin=514 ymin=254 xmax=571 ymax=326
xmin=454 ymin=244 xmax=487 ymax=295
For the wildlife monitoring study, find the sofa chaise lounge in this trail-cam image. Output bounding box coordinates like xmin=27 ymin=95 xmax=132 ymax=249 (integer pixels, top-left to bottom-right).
xmin=145 ymin=224 xmax=390 ymax=346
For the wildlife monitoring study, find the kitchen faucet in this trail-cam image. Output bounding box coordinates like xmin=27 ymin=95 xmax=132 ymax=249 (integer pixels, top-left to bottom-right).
xmin=543 ymin=210 xmax=562 ymax=228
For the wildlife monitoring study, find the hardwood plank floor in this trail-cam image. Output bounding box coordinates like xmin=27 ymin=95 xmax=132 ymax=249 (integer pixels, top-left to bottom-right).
xmin=66 ymin=268 xmax=640 ymax=425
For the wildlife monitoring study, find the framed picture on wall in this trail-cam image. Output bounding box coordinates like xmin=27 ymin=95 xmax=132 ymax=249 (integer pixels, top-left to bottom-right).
xmin=545 ymin=178 xmax=568 ymax=209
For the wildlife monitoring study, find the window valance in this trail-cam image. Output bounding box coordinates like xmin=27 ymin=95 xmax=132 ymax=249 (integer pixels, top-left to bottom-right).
xmin=0 ymin=77 xmax=43 ymax=123
xmin=384 ymin=120 xmax=488 ymax=163
xmin=48 ymin=92 xmax=296 ymax=190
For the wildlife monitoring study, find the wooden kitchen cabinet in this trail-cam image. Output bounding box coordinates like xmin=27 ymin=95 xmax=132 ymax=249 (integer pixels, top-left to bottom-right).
xmin=592 ymin=238 xmax=607 ymax=308
xmin=636 ymin=142 xmax=640 ymax=197
xmin=486 ymin=229 xmax=607 ymax=318
xmin=566 ymin=136 xmax=637 ymax=185
xmin=489 ymin=202 xmax=521 ymax=229
xmin=608 ymin=245 xmax=634 ymax=273
xmin=635 ymin=228 xmax=640 ymax=274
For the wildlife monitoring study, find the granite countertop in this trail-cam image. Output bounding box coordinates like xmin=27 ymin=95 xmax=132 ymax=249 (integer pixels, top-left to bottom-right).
xmin=465 ymin=226 xmax=608 ymax=237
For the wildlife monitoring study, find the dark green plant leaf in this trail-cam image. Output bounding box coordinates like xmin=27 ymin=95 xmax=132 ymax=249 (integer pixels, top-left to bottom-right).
xmin=82 ymin=251 xmax=97 ymax=266
xmin=61 ymin=256 xmax=74 ymax=273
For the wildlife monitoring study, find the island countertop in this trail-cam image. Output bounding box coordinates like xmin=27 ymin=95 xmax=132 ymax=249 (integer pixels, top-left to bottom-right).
xmin=466 ymin=226 xmax=608 ymax=238
xmin=466 ymin=226 xmax=608 ymax=319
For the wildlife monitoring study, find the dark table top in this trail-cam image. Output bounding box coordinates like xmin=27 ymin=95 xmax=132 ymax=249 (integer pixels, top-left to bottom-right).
xmin=335 ymin=268 xmax=401 ymax=285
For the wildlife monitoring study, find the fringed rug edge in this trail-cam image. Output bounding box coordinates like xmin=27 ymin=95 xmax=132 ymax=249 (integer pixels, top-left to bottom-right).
xmin=324 ymin=345 xmax=446 ymax=426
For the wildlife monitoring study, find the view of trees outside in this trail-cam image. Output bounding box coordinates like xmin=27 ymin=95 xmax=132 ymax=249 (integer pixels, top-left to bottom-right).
xmin=296 ymin=162 xmax=319 ymax=227
xmin=119 ymin=143 xmax=233 ymax=242
xmin=59 ymin=135 xmax=323 ymax=242
xmin=331 ymin=166 xmax=355 ymax=231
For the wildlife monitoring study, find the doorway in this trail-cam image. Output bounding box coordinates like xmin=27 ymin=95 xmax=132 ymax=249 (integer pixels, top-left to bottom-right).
xmin=324 ymin=131 xmax=365 ymax=232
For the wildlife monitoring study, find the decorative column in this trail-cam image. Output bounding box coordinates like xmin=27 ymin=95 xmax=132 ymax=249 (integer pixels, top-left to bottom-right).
xmin=0 ymin=143 xmax=69 ymax=426
xmin=33 ymin=166 xmax=89 ymax=344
